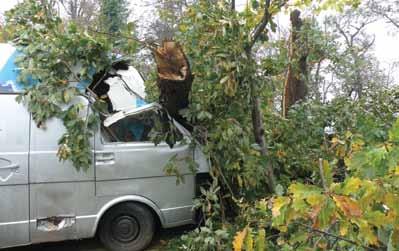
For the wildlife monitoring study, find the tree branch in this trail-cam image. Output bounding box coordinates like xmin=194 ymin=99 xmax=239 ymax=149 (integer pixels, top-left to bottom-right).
xmin=248 ymin=0 xmax=271 ymax=50
xmin=87 ymin=28 xmax=158 ymax=51
xmin=334 ymin=20 xmax=351 ymax=47
xmin=297 ymin=222 xmax=381 ymax=251
xmin=369 ymin=3 xmax=399 ymax=29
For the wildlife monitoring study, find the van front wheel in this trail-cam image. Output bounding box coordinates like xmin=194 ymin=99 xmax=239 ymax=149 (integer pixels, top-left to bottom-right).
xmin=98 ymin=202 xmax=155 ymax=251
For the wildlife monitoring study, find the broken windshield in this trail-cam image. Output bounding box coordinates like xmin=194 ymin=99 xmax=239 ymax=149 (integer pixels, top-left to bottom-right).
xmin=101 ymin=108 xmax=183 ymax=146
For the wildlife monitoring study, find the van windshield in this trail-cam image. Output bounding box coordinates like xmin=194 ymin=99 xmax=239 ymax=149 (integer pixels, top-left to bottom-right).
xmin=101 ymin=109 xmax=183 ymax=145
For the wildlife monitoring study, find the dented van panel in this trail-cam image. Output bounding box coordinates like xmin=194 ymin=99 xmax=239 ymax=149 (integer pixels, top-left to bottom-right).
xmin=0 ymin=93 xmax=210 ymax=249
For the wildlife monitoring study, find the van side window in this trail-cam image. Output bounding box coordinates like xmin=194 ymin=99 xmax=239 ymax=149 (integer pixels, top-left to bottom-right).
xmin=101 ymin=110 xmax=183 ymax=144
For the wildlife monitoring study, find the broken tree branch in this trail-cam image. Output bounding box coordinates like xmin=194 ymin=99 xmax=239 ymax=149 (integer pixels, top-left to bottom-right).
xmin=152 ymin=40 xmax=194 ymax=128
xmin=282 ymin=9 xmax=308 ymax=117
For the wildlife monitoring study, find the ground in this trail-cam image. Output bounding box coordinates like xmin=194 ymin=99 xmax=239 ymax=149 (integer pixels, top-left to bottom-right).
xmin=4 ymin=226 xmax=193 ymax=251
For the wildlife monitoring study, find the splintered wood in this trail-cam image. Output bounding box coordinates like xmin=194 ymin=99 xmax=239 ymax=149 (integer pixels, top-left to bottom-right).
xmin=153 ymin=41 xmax=194 ymax=127
xmin=282 ymin=10 xmax=308 ymax=117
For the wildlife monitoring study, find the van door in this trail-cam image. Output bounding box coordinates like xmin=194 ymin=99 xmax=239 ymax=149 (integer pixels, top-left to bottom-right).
xmin=95 ymin=106 xmax=196 ymax=221
xmin=0 ymin=94 xmax=30 ymax=248
xmin=29 ymin=99 xmax=95 ymax=243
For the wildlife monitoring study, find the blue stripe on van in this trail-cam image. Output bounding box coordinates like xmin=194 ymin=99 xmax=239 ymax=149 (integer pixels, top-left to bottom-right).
xmin=0 ymin=50 xmax=24 ymax=93
xmin=0 ymin=48 xmax=147 ymax=108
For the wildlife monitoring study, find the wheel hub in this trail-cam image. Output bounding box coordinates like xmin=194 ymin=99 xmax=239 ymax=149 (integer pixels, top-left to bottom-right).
xmin=111 ymin=215 xmax=140 ymax=243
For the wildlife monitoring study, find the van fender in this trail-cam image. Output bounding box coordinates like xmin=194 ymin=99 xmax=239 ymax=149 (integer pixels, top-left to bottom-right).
xmin=91 ymin=195 xmax=165 ymax=236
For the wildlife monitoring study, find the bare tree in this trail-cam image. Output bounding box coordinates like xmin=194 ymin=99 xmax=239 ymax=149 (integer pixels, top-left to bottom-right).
xmin=59 ymin=0 xmax=99 ymax=26
xmin=147 ymin=0 xmax=189 ymax=41
xmin=326 ymin=8 xmax=381 ymax=99
xmin=368 ymin=0 xmax=399 ymax=29
xmin=40 ymin=0 xmax=58 ymax=17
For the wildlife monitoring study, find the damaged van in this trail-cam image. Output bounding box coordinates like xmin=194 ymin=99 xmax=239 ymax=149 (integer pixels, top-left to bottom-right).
xmin=0 ymin=44 xmax=209 ymax=251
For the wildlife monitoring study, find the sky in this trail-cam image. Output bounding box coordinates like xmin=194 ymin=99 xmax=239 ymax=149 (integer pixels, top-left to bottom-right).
xmin=0 ymin=0 xmax=19 ymax=14
xmin=1 ymin=0 xmax=398 ymax=76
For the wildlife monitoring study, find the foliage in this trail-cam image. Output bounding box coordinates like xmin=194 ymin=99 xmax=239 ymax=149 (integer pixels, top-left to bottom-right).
xmin=146 ymin=0 xmax=376 ymax=202
xmin=150 ymin=0 xmax=280 ymax=199
xmin=147 ymin=0 xmax=399 ymax=250
xmin=212 ymin=93 xmax=398 ymax=251
xmin=270 ymin=115 xmax=399 ymax=250
xmin=265 ymin=90 xmax=398 ymax=186
xmin=0 ymin=24 xmax=5 ymax=43
xmin=167 ymin=179 xmax=233 ymax=251
xmin=5 ymin=0 xmax=399 ymax=250
xmin=5 ymin=0 xmax=137 ymax=170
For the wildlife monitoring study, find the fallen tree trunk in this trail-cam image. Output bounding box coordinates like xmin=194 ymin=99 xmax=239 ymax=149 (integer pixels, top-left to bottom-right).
xmin=152 ymin=40 xmax=194 ymax=128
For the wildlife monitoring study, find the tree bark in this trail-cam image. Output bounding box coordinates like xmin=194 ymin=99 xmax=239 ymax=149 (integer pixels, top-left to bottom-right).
xmin=152 ymin=40 xmax=194 ymax=128
xmin=282 ymin=10 xmax=308 ymax=117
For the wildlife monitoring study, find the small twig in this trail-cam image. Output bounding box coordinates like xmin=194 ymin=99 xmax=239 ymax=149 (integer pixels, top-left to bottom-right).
xmin=266 ymin=233 xmax=282 ymax=240
xmin=61 ymin=60 xmax=82 ymax=83
xmin=313 ymin=222 xmax=336 ymax=249
xmin=83 ymin=103 xmax=90 ymax=133
xmin=329 ymin=237 xmax=340 ymax=250
xmin=323 ymin=133 xmax=330 ymax=153
xmin=319 ymin=158 xmax=329 ymax=192
xmin=213 ymin=161 xmax=236 ymax=200
xmin=87 ymin=28 xmax=159 ymax=51
xmin=218 ymin=192 xmax=226 ymax=223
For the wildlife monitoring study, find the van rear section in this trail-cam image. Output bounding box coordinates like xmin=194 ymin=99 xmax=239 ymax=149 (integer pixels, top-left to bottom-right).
xmin=0 ymin=94 xmax=30 ymax=248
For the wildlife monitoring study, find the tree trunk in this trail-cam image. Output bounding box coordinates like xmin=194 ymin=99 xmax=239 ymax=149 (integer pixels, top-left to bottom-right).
xmin=246 ymin=0 xmax=276 ymax=193
xmin=251 ymin=91 xmax=275 ymax=191
xmin=152 ymin=40 xmax=194 ymax=128
xmin=282 ymin=10 xmax=308 ymax=117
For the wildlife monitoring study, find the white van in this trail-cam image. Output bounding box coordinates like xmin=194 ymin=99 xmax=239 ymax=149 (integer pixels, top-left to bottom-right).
xmin=0 ymin=44 xmax=209 ymax=251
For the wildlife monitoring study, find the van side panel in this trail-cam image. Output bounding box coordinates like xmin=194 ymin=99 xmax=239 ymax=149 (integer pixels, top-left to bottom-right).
xmin=0 ymin=186 xmax=30 ymax=247
xmin=0 ymin=94 xmax=30 ymax=248
xmin=29 ymin=182 xmax=96 ymax=242
xmin=95 ymin=175 xmax=195 ymax=227
xmin=29 ymin=115 xmax=96 ymax=243
xmin=29 ymin=117 xmax=95 ymax=183
xmin=95 ymin=140 xmax=196 ymax=228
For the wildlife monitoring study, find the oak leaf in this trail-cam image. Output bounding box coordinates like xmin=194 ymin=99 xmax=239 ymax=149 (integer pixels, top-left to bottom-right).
xmin=333 ymin=195 xmax=362 ymax=217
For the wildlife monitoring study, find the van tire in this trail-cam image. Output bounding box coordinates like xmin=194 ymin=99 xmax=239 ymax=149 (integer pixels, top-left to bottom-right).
xmin=98 ymin=202 xmax=155 ymax=251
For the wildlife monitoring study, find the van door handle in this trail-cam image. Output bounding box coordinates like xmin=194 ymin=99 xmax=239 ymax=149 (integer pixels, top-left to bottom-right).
xmin=0 ymin=158 xmax=19 ymax=170
xmin=97 ymin=156 xmax=115 ymax=161
xmin=96 ymin=153 xmax=115 ymax=165
xmin=0 ymin=163 xmax=19 ymax=170
xmin=96 ymin=155 xmax=115 ymax=161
